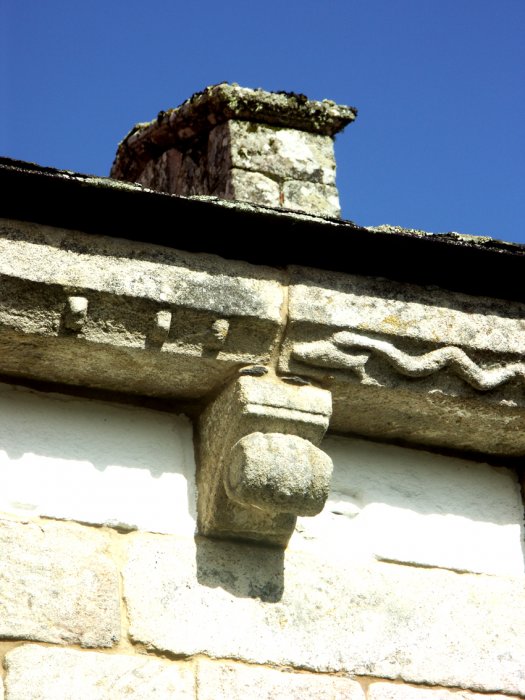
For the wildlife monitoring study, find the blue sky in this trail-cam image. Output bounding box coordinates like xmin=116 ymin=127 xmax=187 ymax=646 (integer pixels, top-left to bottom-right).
xmin=3 ymin=1 xmax=524 ymax=242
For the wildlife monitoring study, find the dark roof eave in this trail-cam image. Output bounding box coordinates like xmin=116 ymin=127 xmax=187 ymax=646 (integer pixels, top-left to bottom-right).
xmin=1 ymin=157 xmax=524 ymax=302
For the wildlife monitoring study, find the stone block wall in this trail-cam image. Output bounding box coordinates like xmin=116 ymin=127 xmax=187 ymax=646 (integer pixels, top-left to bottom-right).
xmin=0 ymin=381 xmax=524 ymax=698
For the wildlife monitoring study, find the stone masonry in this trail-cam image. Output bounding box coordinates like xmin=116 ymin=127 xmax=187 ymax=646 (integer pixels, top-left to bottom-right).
xmin=111 ymin=83 xmax=357 ymax=217
xmin=0 ymin=84 xmax=524 ymax=699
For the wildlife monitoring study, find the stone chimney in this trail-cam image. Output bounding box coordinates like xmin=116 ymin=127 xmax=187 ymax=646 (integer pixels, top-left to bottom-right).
xmin=110 ymin=83 xmax=357 ymax=218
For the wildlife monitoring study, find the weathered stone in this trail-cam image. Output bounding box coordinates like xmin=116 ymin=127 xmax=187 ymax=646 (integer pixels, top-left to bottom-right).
xmin=0 ymin=382 xmax=197 ymax=535
xmin=0 ymin=518 xmax=120 ymax=647
xmin=136 ymin=153 xmax=172 ymax=193
xmin=227 ymin=169 xmax=281 ymax=208
xmin=111 ymin=84 xmax=354 ymax=216
xmin=111 ymin=83 xmax=357 ymax=183
xmin=367 ymin=683 xmax=515 ymax=700
xmin=294 ymin=435 xmax=525 ymax=577
xmin=0 ymin=218 xmax=284 ymax=399
xmin=226 ymin=432 xmax=332 ymax=516
xmin=280 ymin=265 xmax=525 ymax=455
xmin=148 ymin=308 xmax=172 ymax=347
xmin=196 ymin=659 xmax=364 ymax=699
xmin=204 ymin=121 xmax=339 ymax=216
xmin=282 ymin=180 xmax=340 ymax=217
xmin=141 ymin=146 xmax=209 ymax=197
xmin=2 ymin=212 xmax=524 ymax=457
xmin=4 ymin=645 xmax=195 ymax=699
xmin=63 ymin=295 xmax=88 ymax=331
xmin=123 ymin=535 xmax=525 ymax=695
xmin=226 ymin=121 xmax=337 ymax=185
xmin=198 ymin=375 xmax=332 ymax=545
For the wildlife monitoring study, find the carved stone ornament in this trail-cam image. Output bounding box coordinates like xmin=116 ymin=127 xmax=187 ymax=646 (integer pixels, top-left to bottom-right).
xmin=293 ymin=331 xmax=525 ymax=391
xmin=280 ymin=266 xmax=525 ymax=456
xmin=197 ymin=374 xmax=333 ymax=546
xmin=1 ymin=216 xmax=525 ymax=544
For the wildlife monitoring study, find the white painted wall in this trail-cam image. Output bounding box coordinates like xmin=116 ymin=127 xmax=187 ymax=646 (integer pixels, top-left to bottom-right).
xmin=0 ymin=382 xmax=522 ymax=577
xmin=0 ymin=383 xmax=196 ymax=535
xmin=295 ymin=436 xmax=525 ymax=576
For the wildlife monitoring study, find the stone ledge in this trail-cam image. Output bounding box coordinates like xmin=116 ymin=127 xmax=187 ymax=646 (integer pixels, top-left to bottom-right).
xmin=2 ymin=160 xmax=524 ymax=301
xmin=0 ymin=218 xmax=283 ymax=399
xmin=0 ymin=217 xmax=524 ymax=459
xmin=281 ymin=266 xmax=525 ymax=456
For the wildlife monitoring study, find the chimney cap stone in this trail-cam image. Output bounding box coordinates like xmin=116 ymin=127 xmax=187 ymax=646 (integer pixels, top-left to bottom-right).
xmin=111 ymin=83 xmax=357 ymax=182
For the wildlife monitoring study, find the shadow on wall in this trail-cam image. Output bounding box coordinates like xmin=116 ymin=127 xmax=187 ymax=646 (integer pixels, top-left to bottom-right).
xmin=1 ymin=380 xmax=523 ymax=579
xmin=294 ymin=435 xmax=525 ymax=577
xmin=195 ymin=536 xmax=285 ymax=602
xmin=0 ymin=382 xmax=197 ymax=535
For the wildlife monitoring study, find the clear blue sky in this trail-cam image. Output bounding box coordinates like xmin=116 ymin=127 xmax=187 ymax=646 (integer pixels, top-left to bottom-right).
xmin=3 ymin=1 xmax=524 ymax=242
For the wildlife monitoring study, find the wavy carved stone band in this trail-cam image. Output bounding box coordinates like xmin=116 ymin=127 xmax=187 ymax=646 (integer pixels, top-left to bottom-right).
xmin=293 ymin=331 xmax=525 ymax=391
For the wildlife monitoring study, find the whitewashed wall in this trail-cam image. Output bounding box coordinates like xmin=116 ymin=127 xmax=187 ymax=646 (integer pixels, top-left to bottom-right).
xmin=0 ymin=381 xmax=521 ymax=576
xmin=0 ymin=381 xmax=524 ymax=699
xmin=296 ymin=436 xmax=524 ymax=576
xmin=0 ymin=382 xmax=196 ymax=535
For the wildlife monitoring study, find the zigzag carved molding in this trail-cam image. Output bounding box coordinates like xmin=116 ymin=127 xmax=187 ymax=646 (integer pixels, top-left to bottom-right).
xmin=292 ymin=331 xmax=525 ymax=391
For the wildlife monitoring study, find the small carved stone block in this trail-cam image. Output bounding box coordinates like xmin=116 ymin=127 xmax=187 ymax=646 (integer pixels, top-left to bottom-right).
xmin=149 ymin=309 xmax=172 ymax=346
xmin=63 ymin=296 xmax=88 ymax=332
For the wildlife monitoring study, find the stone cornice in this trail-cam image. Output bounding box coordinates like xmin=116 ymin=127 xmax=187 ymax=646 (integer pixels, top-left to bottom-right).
xmin=281 ymin=267 xmax=525 ymax=456
xmin=1 ymin=159 xmax=524 ymax=544
xmin=1 ymin=215 xmax=523 ymax=459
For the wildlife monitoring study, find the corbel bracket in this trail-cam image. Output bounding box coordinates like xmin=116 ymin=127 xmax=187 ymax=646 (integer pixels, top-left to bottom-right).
xmin=197 ymin=374 xmax=333 ymax=546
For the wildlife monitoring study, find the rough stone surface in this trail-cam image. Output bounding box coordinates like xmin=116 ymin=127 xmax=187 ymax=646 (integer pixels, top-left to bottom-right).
xmin=281 ymin=265 xmax=525 ymax=455
xmin=198 ymin=375 xmax=332 ymax=545
xmin=226 ymin=432 xmax=332 ymax=516
xmin=0 ymin=518 xmax=120 ymax=647
xmin=294 ymin=435 xmax=525 ymax=576
xmin=4 ymin=645 xmax=195 ymax=699
xmin=227 ymin=169 xmax=281 ymax=207
xmin=111 ymin=83 xmax=357 ymax=182
xmin=2 ymin=215 xmax=524 ymax=457
xmin=367 ymin=683 xmax=516 ymax=700
xmin=0 ymin=218 xmax=284 ymax=399
xmin=227 ymin=121 xmax=337 ymax=185
xmin=197 ymin=660 xmax=365 ymax=699
xmin=111 ymin=85 xmax=348 ymax=216
xmin=0 ymin=382 xmax=197 ymax=535
xmin=123 ymin=535 xmax=525 ymax=695
xmin=133 ymin=126 xmax=342 ymax=216
xmin=282 ymin=180 xmax=340 ymax=217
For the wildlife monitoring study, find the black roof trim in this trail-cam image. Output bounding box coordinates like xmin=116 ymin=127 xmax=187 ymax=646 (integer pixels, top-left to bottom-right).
xmin=1 ymin=157 xmax=524 ymax=302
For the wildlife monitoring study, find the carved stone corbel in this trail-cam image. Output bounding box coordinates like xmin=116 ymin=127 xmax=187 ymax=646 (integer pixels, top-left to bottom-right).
xmin=197 ymin=374 xmax=333 ymax=546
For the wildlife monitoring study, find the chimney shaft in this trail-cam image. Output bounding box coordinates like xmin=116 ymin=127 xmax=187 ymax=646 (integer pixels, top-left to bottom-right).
xmin=111 ymin=83 xmax=357 ymax=218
